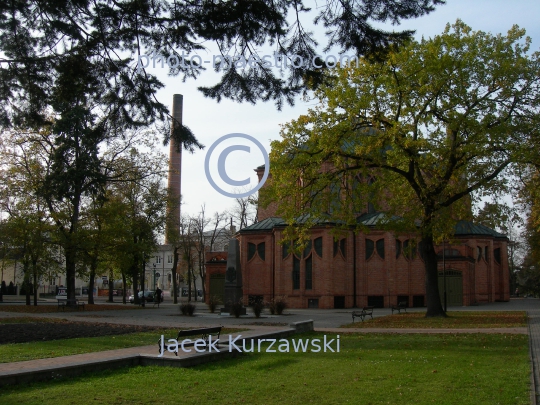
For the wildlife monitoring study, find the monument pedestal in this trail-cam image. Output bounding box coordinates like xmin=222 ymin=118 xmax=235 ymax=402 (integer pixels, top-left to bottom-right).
xmin=220 ymin=238 xmax=246 ymax=315
xmin=220 ymin=307 xmax=247 ymax=315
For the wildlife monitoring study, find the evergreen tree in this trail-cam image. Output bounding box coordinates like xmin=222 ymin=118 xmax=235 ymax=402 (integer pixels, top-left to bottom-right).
xmin=1 ymin=0 xmax=443 ymax=141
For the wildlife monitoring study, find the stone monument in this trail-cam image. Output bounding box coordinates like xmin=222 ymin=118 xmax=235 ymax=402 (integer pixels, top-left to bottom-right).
xmin=221 ymin=238 xmax=246 ymax=315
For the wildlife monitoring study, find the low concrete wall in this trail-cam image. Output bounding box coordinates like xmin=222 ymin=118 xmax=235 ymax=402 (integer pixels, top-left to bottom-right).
xmin=290 ymin=320 xmax=314 ymax=333
xmin=0 ymin=326 xmax=311 ymax=388
xmin=0 ymin=356 xmax=140 ymax=388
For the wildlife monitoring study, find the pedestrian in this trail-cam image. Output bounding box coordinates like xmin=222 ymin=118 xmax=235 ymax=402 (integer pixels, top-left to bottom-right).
xmin=155 ymin=287 xmax=162 ymax=307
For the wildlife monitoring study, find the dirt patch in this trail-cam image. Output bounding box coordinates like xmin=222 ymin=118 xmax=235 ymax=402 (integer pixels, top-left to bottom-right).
xmin=0 ymin=320 xmax=160 ymax=344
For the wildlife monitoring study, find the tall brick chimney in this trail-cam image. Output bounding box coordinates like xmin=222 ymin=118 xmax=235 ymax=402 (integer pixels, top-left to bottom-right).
xmin=165 ymin=94 xmax=183 ymax=244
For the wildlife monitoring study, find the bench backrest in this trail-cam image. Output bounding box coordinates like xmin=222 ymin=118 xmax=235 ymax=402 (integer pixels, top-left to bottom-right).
xmin=398 ymin=301 xmax=407 ymax=307
xmin=176 ymin=327 xmax=222 ymax=339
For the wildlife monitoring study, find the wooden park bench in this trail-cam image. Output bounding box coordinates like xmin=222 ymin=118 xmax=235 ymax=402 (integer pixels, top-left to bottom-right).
xmin=57 ymin=298 xmax=85 ymax=311
xmin=391 ymin=301 xmax=408 ymax=314
xmin=158 ymin=326 xmax=222 ymax=356
xmin=351 ymin=306 xmax=374 ymax=322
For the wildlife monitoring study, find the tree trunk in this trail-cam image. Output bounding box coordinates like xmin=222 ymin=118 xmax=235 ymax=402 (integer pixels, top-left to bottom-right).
xmin=198 ymin=254 xmax=206 ymax=302
xmin=422 ymin=233 xmax=446 ymax=317
xmin=122 ymin=273 xmax=126 ymax=304
xmin=108 ymin=268 xmax=114 ymax=302
xmin=141 ymin=258 xmax=146 ymax=307
xmin=23 ymin=262 xmax=31 ymax=305
xmin=65 ymin=245 xmax=77 ymax=301
xmin=88 ymin=259 xmax=97 ymax=305
xmin=190 ymin=267 xmax=197 ymax=301
xmin=132 ymin=268 xmax=139 ymax=305
xmin=25 ymin=281 xmax=31 ymax=305
xmin=33 ymin=263 xmax=38 ymax=306
xmin=172 ymin=247 xmax=179 ymax=304
xmin=187 ymin=265 xmax=192 ymax=302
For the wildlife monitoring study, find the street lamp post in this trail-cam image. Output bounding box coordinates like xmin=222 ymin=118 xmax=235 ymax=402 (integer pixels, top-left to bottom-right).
xmin=141 ymin=253 xmax=146 ymax=307
xmin=153 ymin=263 xmax=156 ymax=291
xmin=443 ymin=240 xmax=447 ymax=312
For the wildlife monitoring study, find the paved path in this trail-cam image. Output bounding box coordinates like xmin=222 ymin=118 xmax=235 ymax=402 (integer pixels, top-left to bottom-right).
xmin=316 ymin=326 xmax=528 ymax=334
xmin=528 ymin=308 xmax=540 ymax=405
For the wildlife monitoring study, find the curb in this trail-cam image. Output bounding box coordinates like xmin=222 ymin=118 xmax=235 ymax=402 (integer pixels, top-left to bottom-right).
xmin=529 ymin=311 xmax=538 ymax=405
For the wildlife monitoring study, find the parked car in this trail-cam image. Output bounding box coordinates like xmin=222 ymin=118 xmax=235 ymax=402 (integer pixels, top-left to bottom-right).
xmin=55 ymin=287 xmax=67 ymax=300
xmin=129 ymin=290 xmax=156 ymax=303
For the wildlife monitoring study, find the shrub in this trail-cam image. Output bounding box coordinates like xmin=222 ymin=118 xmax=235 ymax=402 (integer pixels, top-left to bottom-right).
xmin=180 ymin=302 xmax=196 ymax=316
xmin=268 ymin=296 xmax=288 ymax=315
xmin=251 ymin=300 xmax=264 ymax=318
xmin=230 ymin=299 xmax=244 ymax=318
xmin=208 ymin=295 xmax=221 ymax=313
xmin=267 ymin=300 xmax=276 ymax=315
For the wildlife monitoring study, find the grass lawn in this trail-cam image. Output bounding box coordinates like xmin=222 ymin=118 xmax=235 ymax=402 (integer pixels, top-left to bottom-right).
xmin=0 ymin=325 xmax=245 ymax=363
xmin=342 ymin=311 xmax=527 ymax=329
xmin=0 ymin=333 xmax=530 ymax=405
xmin=0 ymin=329 xmax=176 ymax=363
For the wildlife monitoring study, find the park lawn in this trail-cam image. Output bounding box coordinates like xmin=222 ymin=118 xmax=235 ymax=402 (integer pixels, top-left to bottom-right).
xmin=0 ymin=304 xmax=139 ymax=313
xmin=342 ymin=311 xmax=527 ymax=329
xmin=0 ymin=333 xmax=530 ymax=405
xmin=0 ymin=317 xmax=68 ymax=324
xmin=0 ymin=327 xmax=245 ymax=363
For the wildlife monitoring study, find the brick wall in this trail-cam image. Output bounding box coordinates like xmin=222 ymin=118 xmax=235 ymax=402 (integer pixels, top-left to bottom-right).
xmin=239 ymin=227 xmax=510 ymax=309
xmin=204 ymin=251 xmax=227 ymax=304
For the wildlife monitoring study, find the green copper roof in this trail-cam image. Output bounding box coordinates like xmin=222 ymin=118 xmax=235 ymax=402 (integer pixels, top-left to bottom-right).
xmin=240 ymin=217 xmax=285 ymax=231
xmin=240 ymin=216 xmax=506 ymax=238
xmin=453 ymin=220 xmax=507 ymax=238
xmin=356 ymin=212 xmax=402 ymax=226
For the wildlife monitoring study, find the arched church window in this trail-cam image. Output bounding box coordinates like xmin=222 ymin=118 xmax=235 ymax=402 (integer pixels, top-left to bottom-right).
xmin=292 ymin=256 xmax=300 ymax=290
xmin=314 ymin=237 xmax=323 ymax=257
xmin=305 ymin=255 xmax=313 ymax=290
xmin=376 ymin=239 xmax=385 ymax=259
xmin=248 ymin=243 xmax=256 ymax=261
xmin=257 ymin=243 xmax=265 ymax=261
xmin=366 ymin=239 xmax=374 ymax=260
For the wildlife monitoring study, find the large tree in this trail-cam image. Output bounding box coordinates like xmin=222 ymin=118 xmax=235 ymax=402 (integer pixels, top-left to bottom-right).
xmin=109 ymin=147 xmax=168 ymax=303
xmin=0 ymin=130 xmax=62 ymax=305
xmin=266 ymin=21 xmax=540 ymax=317
xmin=1 ymin=0 xmax=444 ymax=132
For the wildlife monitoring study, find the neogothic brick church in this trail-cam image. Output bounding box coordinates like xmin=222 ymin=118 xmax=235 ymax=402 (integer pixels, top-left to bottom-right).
xmin=205 ymin=168 xmax=510 ymax=309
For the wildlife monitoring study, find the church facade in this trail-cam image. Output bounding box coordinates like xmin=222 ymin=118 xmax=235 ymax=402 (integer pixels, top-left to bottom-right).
xmin=205 ymin=171 xmax=510 ymax=310
xmin=231 ymin=216 xmax=509 ymax=309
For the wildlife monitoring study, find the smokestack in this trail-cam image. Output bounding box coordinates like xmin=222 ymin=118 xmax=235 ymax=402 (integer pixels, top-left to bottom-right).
xmin=165 ymin=94 xmax=183 ymax=244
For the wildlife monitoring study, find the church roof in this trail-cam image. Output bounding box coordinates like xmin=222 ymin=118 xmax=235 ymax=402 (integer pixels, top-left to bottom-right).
xmin=356 ymin=211 xmax=402 ymax=226
xmin=240 ymin=215 xmax=507 ymax=239
xmin=240 ymin=217 xmax=285 ymax=231
xmin=453 ymin=220 xmax=507 ymax=238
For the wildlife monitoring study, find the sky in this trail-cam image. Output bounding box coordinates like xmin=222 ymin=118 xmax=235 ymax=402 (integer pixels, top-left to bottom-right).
xmin=147 ymin=0 xmax=540 ymax=218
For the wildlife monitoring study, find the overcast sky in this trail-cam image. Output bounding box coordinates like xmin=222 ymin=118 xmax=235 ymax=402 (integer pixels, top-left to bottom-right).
xmin=149 ymin=0 xmax=540 ymax=219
